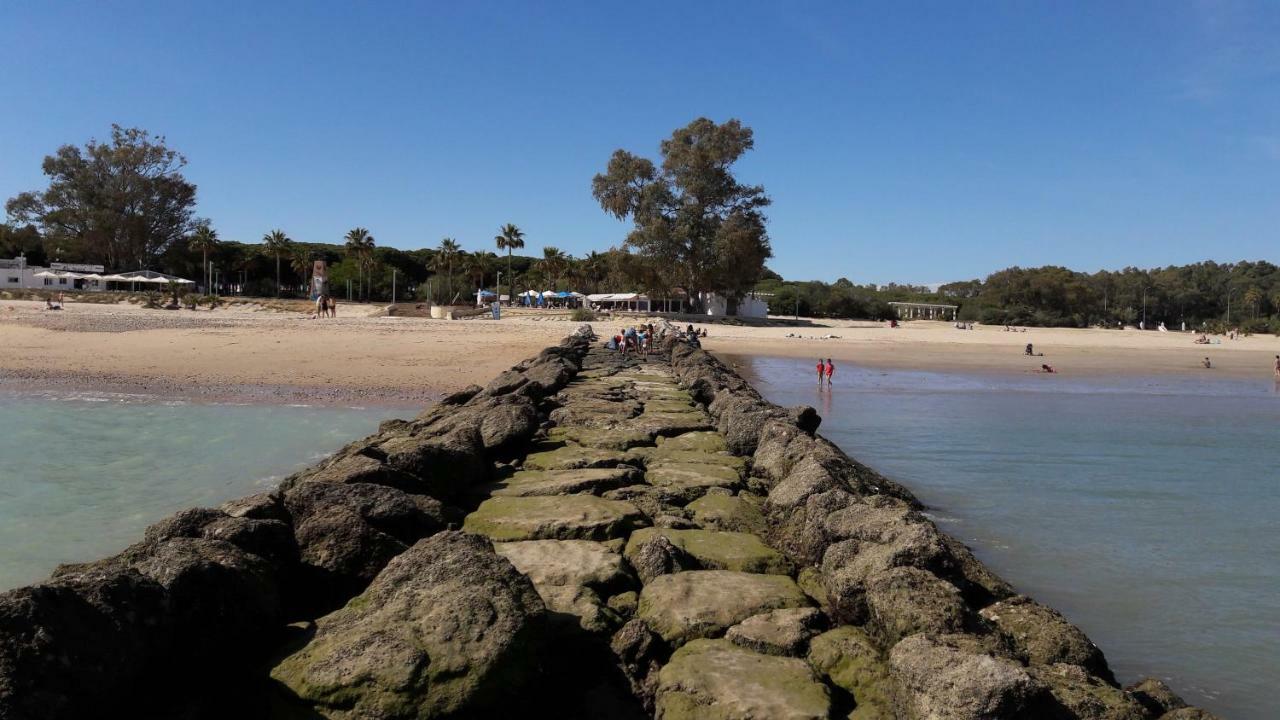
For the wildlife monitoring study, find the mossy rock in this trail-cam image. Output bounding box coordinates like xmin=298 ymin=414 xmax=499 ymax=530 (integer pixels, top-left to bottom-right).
xmin=548 ymin=426 xmax=655 ymax=451
xmin=642 ymin=399 xmax=698 ymax=414
xmin=645 ymin=462 xmax=742 ymax=502
xmin=463 ymin=495 xmax=647 ymax=541
xmin=625 ymin=528 xmax=792 ymax=575
xmin=629 ymin=411 xmax=715 ymax=438
xmin=482 ymin=467 xmax=639 ymax=497
xmin=637 ymin=570 xmax=811 ymax=645
xmin=655 ymin=639 xmax=832 ymax=720
xmin=686 ymin=493 xmax=766 ymax=536
xmin=658 ymin=431 xmax=728 ymax=453
xmin=807 ymin=626 xmax=895 ymax=719
xmin=628 ymin=446 xmax=747 ymax=472
xmin=521 ymin=443 xmax=627 ymax=471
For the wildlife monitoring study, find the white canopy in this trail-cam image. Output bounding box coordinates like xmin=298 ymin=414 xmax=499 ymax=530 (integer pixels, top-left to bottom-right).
xmin=32 ymin=270 xmax=61 ymax=278
xmin=588 ymin=292 xmax=646 ymax=302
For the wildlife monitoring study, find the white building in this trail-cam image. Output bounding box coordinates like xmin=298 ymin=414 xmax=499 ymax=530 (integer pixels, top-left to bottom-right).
xmin=701 ymin=292 xmax=769 ymax=318
xmin=0 ymin=257 xmax=192 ymax=292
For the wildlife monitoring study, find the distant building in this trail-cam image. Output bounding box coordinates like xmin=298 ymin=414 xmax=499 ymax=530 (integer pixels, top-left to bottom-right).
xmin=0 ymin=257 xmax=192 ymax=292
xmin=887 ymin=301 xmax=958 ymax=321
xmin=701 ymin=292 xmax=768 ymax=318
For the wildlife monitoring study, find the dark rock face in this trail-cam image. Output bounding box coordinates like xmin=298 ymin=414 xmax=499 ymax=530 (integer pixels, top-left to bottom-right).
xmin=271 ymin=532 xmax=546 ymax=719
xmin=1127 ymin=677 xmax=1188 ymax=715
xmin=0 ymin=568 xmax=169 ymax=720
xmin=610 ymin=618 xmax=670 ymax=711
xmin=219 ymin=490 xmax=288 ymax=522
xmin=628 ymin=533 xmax=699 ymax=584
xmin=284 ymin=481 xmax=445 ymax=604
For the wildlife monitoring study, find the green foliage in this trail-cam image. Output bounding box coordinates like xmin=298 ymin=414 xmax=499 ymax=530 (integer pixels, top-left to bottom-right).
xmin=142 ymin=292 xmax=162 ymax=309
xmin=571 ymin=307 xmax=596 ymax=322
xmin=6 ymin=125 xmax=197 ymax=269
xmin=592 ymin=117 xmax=772 ymax=312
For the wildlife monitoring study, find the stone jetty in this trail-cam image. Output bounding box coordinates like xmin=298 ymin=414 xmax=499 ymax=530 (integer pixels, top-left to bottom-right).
xmin=0 ymin=325 xmax=1220 ymax=719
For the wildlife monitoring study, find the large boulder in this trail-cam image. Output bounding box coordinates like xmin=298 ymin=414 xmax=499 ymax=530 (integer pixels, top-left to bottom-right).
xmin=686 ymin=492 xmax=767 ymax=536
xmin=654 ymin=639 xmax=832 ymax=720
xmin=864 ymin=566 xmax=970 ymax=644
xmin=0 ymin=568 xmax=169 ymax=720
xmin=979 ymin=595 xmax=1114 ymax=683
xmin=284 ymin=482 xmax=445 ymax=603
xmin=1027 ymin=663 xmax=1149 ymax=720
xmin=375 ymin=424 xmax=487 ymax=499
xmin=637 ymin=570 xmax=811 ymax=646
xmin=271 ymin=532 xmax=545 ymax=719
xmin=611 ymin=619 xmax=670 ymax=711
xmin=627 ymin=532 xmax=700 ymax=584
xmin=889 ymin=633 xmax=1050 ymax=720
xmin=141 ymin=506 xmax=298 ymax=571
xmin=806 ymin=626 xmax=896 ymax=720
xmin=1126 ymin=677 xmax=1187 ymax=716
xmin=709 ymin=392 xmax=783 ymax=456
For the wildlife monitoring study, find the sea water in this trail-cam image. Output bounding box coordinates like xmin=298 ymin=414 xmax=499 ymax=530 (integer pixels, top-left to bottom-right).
xmin=0 ymin=392 xmax=403 ymax=591
xmin=732 ymin=356 xmax=1279 ymax=720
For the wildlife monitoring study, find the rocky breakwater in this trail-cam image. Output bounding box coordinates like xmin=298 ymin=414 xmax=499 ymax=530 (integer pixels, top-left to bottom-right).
xmin=0 ymin=323 xmax=1223 ymax=719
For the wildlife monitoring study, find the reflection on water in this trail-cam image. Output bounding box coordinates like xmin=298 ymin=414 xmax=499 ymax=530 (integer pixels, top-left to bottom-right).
xmin=0 ymin=393 xmax=403 ymax=590
xmin=730 ymin=355 xmax=1280 ymax=720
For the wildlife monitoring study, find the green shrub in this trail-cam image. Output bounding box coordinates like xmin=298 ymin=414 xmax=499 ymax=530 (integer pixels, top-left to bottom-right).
xmin=571 ymin=307 xmax=596 ymax=322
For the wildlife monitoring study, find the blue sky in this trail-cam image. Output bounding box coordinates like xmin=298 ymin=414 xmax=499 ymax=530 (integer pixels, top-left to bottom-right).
xmin=2 ymin=1 xmax=1277 ymax=284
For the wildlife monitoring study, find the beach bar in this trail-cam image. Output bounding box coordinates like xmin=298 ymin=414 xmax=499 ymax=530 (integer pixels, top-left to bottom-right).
xmin=888 ymin=301 xmax=959 ymax=320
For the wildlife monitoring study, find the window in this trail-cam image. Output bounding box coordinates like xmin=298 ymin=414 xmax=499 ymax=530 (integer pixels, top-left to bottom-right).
xmin=43 ymin=278 xmax=52 ymax=286
xmin=58 ymin=278 xmax=67 ymax=285
xmin=5 ymin=277 xmax=17 ymax=284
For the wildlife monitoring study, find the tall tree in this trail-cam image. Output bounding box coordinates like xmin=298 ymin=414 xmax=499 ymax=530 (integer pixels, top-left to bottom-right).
xmin=591 ymin=117 xmax=772 ymax=314
xmin=431 ymin=237 xmax=462 ymax=302
xmin=290 ymin=246 xmax=313 ymax=297
xmin=343 ymin=228 xmax=375 ymax=301
xmin=494 ymin=223 xmax=525 ymax=303
xmin=465 ymin=250 xmax=496 ymax=291
xmin=188 ymin=222 xmax=220 ymax=293
xmin=6 ymin=125 xmax=198 ymax=270
xmin=539 ymin=246 xmax=570 ymax=289
xmin=262 ymin=229 xmax=291 ymax=297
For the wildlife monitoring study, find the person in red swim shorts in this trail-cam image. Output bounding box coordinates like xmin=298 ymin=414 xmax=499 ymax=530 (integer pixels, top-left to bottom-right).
xmin=816 ymin=359 xmax=825 ymax=386
xmin=825 ymin=359 xmax=835 ymax=384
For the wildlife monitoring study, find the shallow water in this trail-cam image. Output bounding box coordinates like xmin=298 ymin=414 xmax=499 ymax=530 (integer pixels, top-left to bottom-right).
xmin=0 ymin=391 xmax=403 ymax=590
xmin=733 ymin=356 xmax=1279 ymax=719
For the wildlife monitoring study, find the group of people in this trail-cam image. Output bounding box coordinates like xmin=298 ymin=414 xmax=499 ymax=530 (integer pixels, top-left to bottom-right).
xmin=815 ymin=358 xmax=835 ymax=386
xmin=607 ymin=323 xmax=658 ymax=355
xmin=44 ymin=292 xmax=65 ymax=311
xmin=953 ymin=321 xmax=975 ymax=330
xmin=311 ymin=295 xmax=337 ymax=319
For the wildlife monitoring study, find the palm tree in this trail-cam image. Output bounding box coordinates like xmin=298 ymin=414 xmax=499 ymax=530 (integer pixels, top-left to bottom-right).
xmin=581 ymin=250 xmax=606 ymax=293
xmin=188 ymin=223 xmax=219 ymax=294
xmin=465 ymin=251 xmax=496 ymax=293
xmin=433 ymin=237 xmax=461 ymax=302
xmin=1243 ymin=286 xmax=1262 ymax=320
xmin=343 ymin=228 xmax=375 ymax=301
xmin=539 ymin=246 xmax=569 ymax=290
xmin=289 ymin=246 xmax=313 ymax=297
xmin=494 ymin=224 xmax=525 ymax=305
xmin=262 ymin=229 xmax=291 ymax=297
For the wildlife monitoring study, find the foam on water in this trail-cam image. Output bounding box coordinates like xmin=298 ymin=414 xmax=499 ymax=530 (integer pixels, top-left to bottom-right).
xmin=0 ymin=392 xmax=402 ymax=590
xmin=734 ymin=355 xmax=1280 ymax=720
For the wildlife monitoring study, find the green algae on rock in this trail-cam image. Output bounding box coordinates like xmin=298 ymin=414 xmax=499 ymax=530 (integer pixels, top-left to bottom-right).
xmin=655 ymin=639 xmax=832 ymax=720
xmin=637 ymin=570 xmax=810 ymax=645
xmin=625 ymin=528 xmax=792 ymax=575
xmin=463 ymin=495 xmax=647 ymax=541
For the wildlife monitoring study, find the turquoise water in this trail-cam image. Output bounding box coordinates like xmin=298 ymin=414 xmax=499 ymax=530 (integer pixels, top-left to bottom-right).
xmin=0 ymin=392 xmax=403 ymax=591
xmin=735 ymin=356 xmax=1279 ymax=720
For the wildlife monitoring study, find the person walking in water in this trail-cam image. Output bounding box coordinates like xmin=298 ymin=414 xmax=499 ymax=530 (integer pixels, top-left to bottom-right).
xmin=816 ymin=359 xmax=825 ymax=386
xmin=825 ymin=358 xmax=835 ymax=386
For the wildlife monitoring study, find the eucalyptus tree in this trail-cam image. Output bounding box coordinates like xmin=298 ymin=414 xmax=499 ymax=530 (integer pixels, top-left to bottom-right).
xmin=262 ymin=229 xmax=292 ymax=297
xmin=188 ymin=222 xmax=219 ymax=293
xmin=343 ymin=228 xmax=375 ymax=301
xmin=494 ymin=223 xmax=525 ymax=303
xmin=592 ymin=117 xmax=772 ymax=314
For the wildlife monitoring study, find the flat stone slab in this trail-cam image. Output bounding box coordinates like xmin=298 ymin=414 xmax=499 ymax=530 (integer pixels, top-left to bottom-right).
xmin=494 ymin=539 xmax=632 ymax=633
xmin=483 ymin=467 xmax=640 ymax=497
xmin=521 ymin=443 xmax=627 ymax=471
xmin=726 ymin=607 xmax=823 ymax=657
xmin=625 ymin=528 xmax=792 ymax=575
xmin=658 ymin=431 xmax=728 ymax=453
xmin=464 ymin=495 xmax=647 ymax=541
xmin=548 ymin=426 xmax=655 ymax=451
xmin=686 ymin=493 xmax=767 ymax=536
xmin=638 ymin=570 xmax=811 ymax=645
xmin=628 ymin=446 xmax=747 ymax=471
xmin=628 ymin=411 xmax=714 ymax=438
xmin=655 ymin=639 xmax=832 ymax=720
xmin=646 ymin=462 xmax=742 ymax=501
xmin=494 ymin=539 xmax=630 ymax=590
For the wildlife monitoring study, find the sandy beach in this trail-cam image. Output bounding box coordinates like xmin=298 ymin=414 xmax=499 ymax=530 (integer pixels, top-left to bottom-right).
xmin=703 ymin=317 xmax=1280 ymax=381
xmin=3 ymin=300 xmax=1279 ymax=405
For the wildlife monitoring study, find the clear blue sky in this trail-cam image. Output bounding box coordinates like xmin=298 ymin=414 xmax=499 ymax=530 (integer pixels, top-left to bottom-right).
xmin=2 ymin=1 xmax=1277 ymax=284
